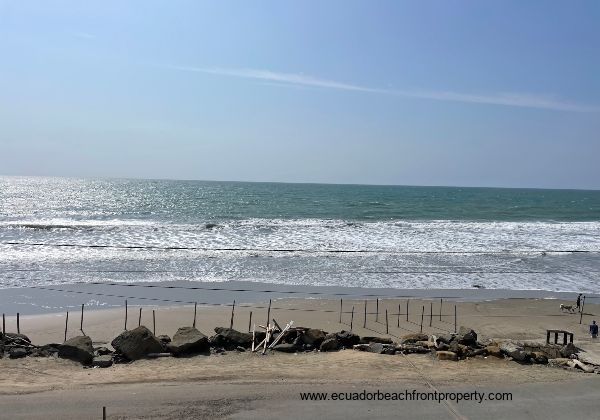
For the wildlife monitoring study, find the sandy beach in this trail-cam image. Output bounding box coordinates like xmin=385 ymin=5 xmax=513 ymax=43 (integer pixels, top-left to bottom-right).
xmin=2 ymin=288 xmax=599 ymax=418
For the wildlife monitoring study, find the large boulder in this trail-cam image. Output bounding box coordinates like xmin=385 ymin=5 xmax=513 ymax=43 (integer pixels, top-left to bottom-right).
xmin=486 ymin=345 xmax=503 ymax=358
xmin=320 ymin=338 xmax=340 ymax=352
xmin=457 ymin=327 xmax=478 ymax=347
xmin=9 ymin=348 xmax=29 ymax=359
xmin=167 ymin=327 xmax=209 ymax=356
xmin=211 ymin=327 xmax=255 ymax=350
xmin=58 ymin=336 xmax=94 ymax=365
xmin=324 ymin=331 xmax=360 ymax=348
xmin=300 ymin=329 xmax=326 ymax=347
xmin=111 ymin=326 xmax=163 ymax=361
xmin=272 ymin=343 xmax=300 ymax=353
xmin=400 ymin=333 xmax=429 ymax=344
xmin=560 ymin=343 xmax=578 ymax=358
xmin=499 ymin=341 xmax=530 ymax=363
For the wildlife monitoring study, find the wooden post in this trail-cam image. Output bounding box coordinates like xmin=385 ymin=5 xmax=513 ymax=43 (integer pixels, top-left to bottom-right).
xmin=397 ymin=303 xmax=400 ymax=327
xmin=230 ymin=300 xmax=236 ymax=329
xmin=266 ymin=299 xmax=272 ymax=329
xmin=546 ymin=330 xmax=550 ymax=344
xmin=454 ymin=305 xmax=457 ymax=333
xmin=103 ymin=406 xmax=106 ymax=420
xmin=248 ymin=311 xmax=253 ymax=333
xmin=80 ymin=304 xmax=84 ymax=333
xmin=580 ymin=310 xmax=583 ymax=325
xmin=153 ymin=310 xmax=156 ymax=335
xmin=363 ymin=300 xmax=367 ymax=328
xmin=376 ymin=298 xmax=379 ymax=323
xmin=138 ymin=307 xmax=142 ymax=327
xmin=17 ymin=313 xmax=20 ymax=334
xmin=385 ymin=309 xmax=389 ymax=334
xmin=64 ymin=312 xmax=69 ymax=342
xmin=439 ymin=298 xmax=443 ymax=322
xmin=339 ymin=299 xmax=343 ymax=323
xmin=350 ymin=306 xmax=354 ymax=330
xmin=429 ymin=302 xmax=433 ymax=327
xmin=420 ymin=305 xmax=424 ymax=333
xmin=193 ymin=302 xmax=197 ymax=328
xmin=406 ymin=300 xmax=409 ymax=322
xmin=2 ymin=313 xmax=5 ymax=338
xmin=124 ymin=300 xmax=128 ymax=330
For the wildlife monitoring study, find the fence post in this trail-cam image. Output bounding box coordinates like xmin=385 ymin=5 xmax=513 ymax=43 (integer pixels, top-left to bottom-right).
xmin=420 ymin=305 xmax=425 ymax=333
xmin=1 ymin=314 xmax=4 ymax=344
xmin=397 ymin=303 xmax=400 ymax=327
xmin=454 ymin=305 xmax=457 ymax=333
xmin=17 ymin=313 xmax=20 ymax=334
xmin=103 ymin=406 xmax=106 ymax=420
xmin=138 ymin=307 xmax=142 ymax=327
xmin=385 ymin=309 xmax=389 ymax=334
xmin=80 ymin=304 xmax=85 ymax=333
xmin=339 ymin=299 xmax=343 ymax=323
xmin=266 ymin=299 xmax=272 ymax=329
xmin=439 ymin=298 xmax=443 ymax=322
xmin=193 ymin=302 xmax=197 ymax=328
xmin=406 ymin=300 xmax=409 ymax=322
xmin=350 ymin=306 xmax=354 ymax=331
xmin=580 ymin=310 xmax=583 ymax=325
xmin=376 ymin=298 xmax=379 ymax=323
xmin=64 ymin=312 xmax=69 ymax=342
xmin=153 ymin=310 xmax=156 ymax=335
xmin=124 ymin=300 xmax=128 ymax=331
xmin=363 ymin=300 xmax=367 ymax=328
xmin=248 ymin=311 xmax=253 ymax=333
xmin=429 ymin=302 xmax=433 ymax=327
xmin=230 ymin=300 xmax=236 ymax=329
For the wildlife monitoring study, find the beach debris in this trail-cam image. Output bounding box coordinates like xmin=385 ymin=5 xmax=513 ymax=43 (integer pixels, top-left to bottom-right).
xmin=58 ymin=336 xmax=95 ymax=365
xmin=111 ymin=326 xmax=163 ymax=361
xmin=400 ymin=333 xmax=429 ymax=345
xmin=167 ymin=327 xmax=209 ymax=356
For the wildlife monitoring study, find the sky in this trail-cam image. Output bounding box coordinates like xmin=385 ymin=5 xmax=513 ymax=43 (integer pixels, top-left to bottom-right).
xmin=1 ymin=1 xmax=599 ymax=189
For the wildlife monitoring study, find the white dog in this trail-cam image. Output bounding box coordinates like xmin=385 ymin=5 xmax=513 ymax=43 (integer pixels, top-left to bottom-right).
xmin=560 ymin=304 xmax=576 ymax=313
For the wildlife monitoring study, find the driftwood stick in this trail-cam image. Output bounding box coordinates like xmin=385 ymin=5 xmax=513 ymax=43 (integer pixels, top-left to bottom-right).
xmin=268 ymin=321 xmax=294 ymax=349
xmin=64 ymin=312 xmax=69 ymax=342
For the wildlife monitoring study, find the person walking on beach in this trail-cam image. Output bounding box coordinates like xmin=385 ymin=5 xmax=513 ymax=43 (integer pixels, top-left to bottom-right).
xmin=591 ymin=321 xmax=598 ymax=339
xmin=576 ymin=294 xmax=583 ymax=312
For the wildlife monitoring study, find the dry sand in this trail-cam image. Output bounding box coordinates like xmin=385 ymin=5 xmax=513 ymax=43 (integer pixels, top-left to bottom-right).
xmin=1 ymin=297 xmax=599 ymax=418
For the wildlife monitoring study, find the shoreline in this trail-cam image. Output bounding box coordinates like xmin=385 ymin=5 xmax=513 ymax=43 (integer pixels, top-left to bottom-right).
xmin=2 ymin=279 xmax=598 ymax=317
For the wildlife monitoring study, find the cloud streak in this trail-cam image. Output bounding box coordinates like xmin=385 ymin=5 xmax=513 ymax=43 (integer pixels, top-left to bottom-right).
xmin=166 ymin=65 xmax=598 ymax=113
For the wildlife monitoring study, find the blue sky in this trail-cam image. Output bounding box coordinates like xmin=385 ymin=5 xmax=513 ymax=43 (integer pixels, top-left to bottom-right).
xmin=1 ymin=1 xmax=599 ymax=189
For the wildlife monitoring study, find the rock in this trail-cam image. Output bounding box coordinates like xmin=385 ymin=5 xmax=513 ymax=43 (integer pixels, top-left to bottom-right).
xmin=359 ymin=336 xmax=393 ymax=345
xmin=40 ymin=344 xmax=60 ymax=353
xmin=157 ymin=335 xmax=171 ymax=344
xmin=273 ymin=343 xmax=299 ymax=353
xmin=111 ymin=326 xmax=163 ymax=361
xmin=167 ymin=327 xmax=209 ymax=356
xmin=92 ymin=355 xmax=113 ymax=368
xmin=548 ymin=358 xmax=572 ymax=367
xmin=466 ymin=348 xmax=487 ymax=358
xmin=499 ymin=341 xmax=530 ymax=363
xmin=353 ymin=344 xmax=370 ymax=351
xmin=457 ymin=327 xmax=478 ymax=346
xmin=9 ymin=347 xmax=29 ymax=359
xmin=212 ymin=327 xmax=255 ymax=349
xmin=94 ymin=347 xmax=112 ymax=356
xmin=396 ymin=344 xmax=431 ymax=354
xmin=301 ymin=329 xmax=326 ymax=346
xmin=486 ymin=345 xmax=503 ymax=358
xmin=435 ymin=334 xmax=456 ymax=345
xmin=400 ymin=333 xmax=429 ymax=344
xmin=532 ymin=352 xmax=548 ymax=364
xmin=436 ymin=351 xmax=458 ymax=361
xmin=332 ymin=331 xmax=360 ymax=348
xmin=560 ymin=343 xmax=578 ymax=358
xmin=319 ymin=338 xmax=340 ymax=352
xmin=3 ymin=333 xmax=31 ymax=344
xmin=58 ymin=336 xmax=95 ymax=364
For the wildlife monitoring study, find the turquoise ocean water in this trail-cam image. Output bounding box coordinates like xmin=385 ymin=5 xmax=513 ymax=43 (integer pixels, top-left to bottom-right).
xmin=1 ymin=176 xmax=599 ymax=292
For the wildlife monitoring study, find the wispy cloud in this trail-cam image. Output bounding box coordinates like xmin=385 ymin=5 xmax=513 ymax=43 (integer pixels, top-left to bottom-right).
xmin=165 ymin=65 xmax=598 ymax=113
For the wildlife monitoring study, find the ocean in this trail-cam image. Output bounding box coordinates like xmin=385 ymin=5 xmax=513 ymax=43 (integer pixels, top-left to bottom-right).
xmin=1 ymin=176 xmax=599 ymax=293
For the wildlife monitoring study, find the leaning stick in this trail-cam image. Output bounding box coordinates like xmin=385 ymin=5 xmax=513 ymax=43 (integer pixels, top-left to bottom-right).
xmin=268 ymin=321 xmax=294 ymax=349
